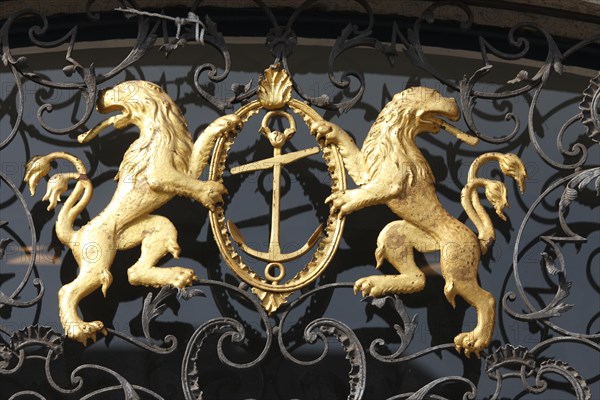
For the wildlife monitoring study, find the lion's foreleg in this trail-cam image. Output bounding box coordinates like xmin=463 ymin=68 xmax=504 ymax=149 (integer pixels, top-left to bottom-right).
xmin=334 ymin=135 xmax=368 ymax=185
xmin=311 ymin=121 xmax=368 ymax=185
xmin=188 ymin=114 xmax=242 ymax=178
xmin=327 ymin=181 xmax=401 ymax=216
xmin=147 ymin=158 xmax=227 ymax=211
xmin=119 ymin=215 xmax=198 ymax=288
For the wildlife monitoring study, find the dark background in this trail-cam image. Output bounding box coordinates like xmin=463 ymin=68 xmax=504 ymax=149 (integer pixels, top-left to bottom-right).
xmin=1 ymin=7 xmax=598 ymax=399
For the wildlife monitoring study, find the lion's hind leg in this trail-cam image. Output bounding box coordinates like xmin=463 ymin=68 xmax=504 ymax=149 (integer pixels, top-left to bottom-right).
xmin=59 ymin=228 xmax=115 ymax=345
xmin=449 ymin=281 xmax=495 ymax=358
xmin=354 ymin=220 xmax=438 ymax=297
xmin=439 ymin=230 xmax=494 ymax=358
xmin=119 ymin=215 xmax=198 ymax=288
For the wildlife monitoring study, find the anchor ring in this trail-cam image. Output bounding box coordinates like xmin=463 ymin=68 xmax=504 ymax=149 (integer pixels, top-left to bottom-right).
xmin=259 ymin=110 xmax=297 ymax=148
xmin=264 ymin=262 xmax=285 ymax=283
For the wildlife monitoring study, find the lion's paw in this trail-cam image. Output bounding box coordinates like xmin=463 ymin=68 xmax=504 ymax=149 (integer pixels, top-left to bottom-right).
xmin=167 ymin=267 xmax=199 ymax=289
xmin=310 ymin=121 xmax=339 ymax=145
xmin=215 ymin=114 xmax=243 ymax=136
xmin=354 ymin=276 xmax=394 ymax=297
xmin=65 ymin=320 xmax=106 ymax=346
xmin=325 ymin=191 xmax=359 ymax=217
xmin=453 ymin=331 xmax=489 ymax=358
xmin=198 ymin=181 xmax=228 ymax=211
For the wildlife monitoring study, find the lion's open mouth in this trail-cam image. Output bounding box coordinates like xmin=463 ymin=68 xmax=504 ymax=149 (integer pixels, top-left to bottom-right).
xmin=77 ymin=109 xmax=126 ymax=144
xmin=77 ymin=88 xmax=131 ymax=143
xmin=77 ymin=110 xmax=130 ymax=144
xmin=422 ymin=115 xmax=480 ymax=146
xmin=414 ymin=96 xmax=479 ymax=146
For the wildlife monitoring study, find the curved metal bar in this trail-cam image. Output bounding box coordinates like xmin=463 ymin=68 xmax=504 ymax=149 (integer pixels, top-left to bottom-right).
xmin=304 ymin=317 xmax=366 ymax=400
xmin=506 ymin=168 xmax=600 ymax=339
xmin=79 ymin=385 xmax=165 ymax=400
xmin=104 ymin=328 xmax=177 ymax=354
xmin=0 ymin=65 xmax=24 ymax=150
xmin=1 ymin=8 xmax=161 ymax=134
xmin=0 ymin=172 xmax=43 ymax=309
xmin=459 ymin=65 xmax=522 ymax=144
xmin=0 ymin=349 xmax=25 ymax=375
xmin=530 ymin=335 xmax=600 ymax=356
xmin=69 ymin=364 xmax=141 ymax=399
xmin=526 ymin=84 xmax=588 ymax=170
xmin=386 ymin=376 xmax=477 ymax=400
xmin=276 ymin=283 xmax=353 ymax=364
xmin=181 ymin=279 xmax=272 ymax=400
xmin=1 ymin=2 xmax=599 ymax=399
xmin=8 ymin=391 xmax=47 ymax=400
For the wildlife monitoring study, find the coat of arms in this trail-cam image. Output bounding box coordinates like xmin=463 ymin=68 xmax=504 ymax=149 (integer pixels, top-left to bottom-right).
xmin=25 ymin=65 xmax=526 ymax=357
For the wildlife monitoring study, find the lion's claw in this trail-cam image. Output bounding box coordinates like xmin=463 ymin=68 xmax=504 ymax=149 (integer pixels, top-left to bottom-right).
xmin=199 ymin=181 xmax=228 ymax=210
xmin=215 ymin=114 xmax=243 ymax=136
xmin=325 ymin=191 xmax=358 ymax=217
xmin=311 ymin=121 xmax=339 ymax=146
xmin=454 ymin=331 xmax=487 ymax=358
xmin=354 ymin=276 xmax=388 ymax=297
xmin=169 ymin=267 xmax=198 ymax=288
xmin=326 ymin=192 xmax=345 ymax=214
xmin=65 ymin=320 xmax=106 ymax=346
xmin=354 ymin=277 xmax=373 ymax=296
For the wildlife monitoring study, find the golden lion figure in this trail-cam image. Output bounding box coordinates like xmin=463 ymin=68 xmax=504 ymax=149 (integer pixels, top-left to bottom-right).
xmin=25 ymin=81 xmax=242 ymax=345
xmin=311 ymin=87 xmax=527 ymax=357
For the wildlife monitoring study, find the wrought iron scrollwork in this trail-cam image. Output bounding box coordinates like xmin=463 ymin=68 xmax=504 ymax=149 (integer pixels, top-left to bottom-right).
xmin=1 ymin=0 xmax=598 ymax=399
xmin=505 ymin=168 xmax=600 ymax=337
xmin=1 ymin=325 xmax=166 ymax=400
xmin=0 ymin=172 xmax=44 ymax=308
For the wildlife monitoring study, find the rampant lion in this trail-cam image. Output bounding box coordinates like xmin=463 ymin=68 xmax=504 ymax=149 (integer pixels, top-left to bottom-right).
xmin=25 ymin=81 xmax=241 ymax=345
xmin=311 ymin=87 xmax=527 ymax=357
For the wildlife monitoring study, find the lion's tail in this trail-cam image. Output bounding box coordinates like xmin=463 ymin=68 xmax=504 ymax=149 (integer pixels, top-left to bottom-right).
xmin=24 ymin=152 xmax=93 ymax=243
xmin=461 ymin=153 xmax=527 ymax=254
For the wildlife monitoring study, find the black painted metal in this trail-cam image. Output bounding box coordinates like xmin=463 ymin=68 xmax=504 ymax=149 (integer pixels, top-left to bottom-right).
xmin=1 ymin=1 xmax=598 ymax=399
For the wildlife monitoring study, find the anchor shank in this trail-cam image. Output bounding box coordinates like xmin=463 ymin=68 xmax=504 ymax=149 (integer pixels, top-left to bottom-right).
xmin=269 ymin=147 xmax=282 ymax=257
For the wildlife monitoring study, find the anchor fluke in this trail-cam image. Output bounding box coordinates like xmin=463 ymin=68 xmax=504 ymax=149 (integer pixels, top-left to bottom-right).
xmin=227 ymin=219 xmax=323 ymax=263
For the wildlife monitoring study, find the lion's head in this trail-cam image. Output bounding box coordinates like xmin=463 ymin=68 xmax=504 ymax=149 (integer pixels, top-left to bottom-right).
xmin=387 ymin=87 xmax=460 ymax=137
xmin=363 ymin=87 xmax=466 ymax=185
xmin=79 ymin=80 xmax=193 ymax=181
xmin=96 ymin=81 xmax=189 ymax=132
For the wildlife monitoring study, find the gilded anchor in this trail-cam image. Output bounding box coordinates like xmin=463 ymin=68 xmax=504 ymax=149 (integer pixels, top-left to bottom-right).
xmin=210 ymin=64 xmax=348 ymax=312
xmin=228 ymin=111 xmax=323 ymax=266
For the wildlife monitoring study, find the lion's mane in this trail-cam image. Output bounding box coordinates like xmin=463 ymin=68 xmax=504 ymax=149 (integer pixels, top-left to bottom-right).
xmin=117 ymin=81 xmax=193 ymax=181
xmin=362 ymin=87 xmax=434 ymax=187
